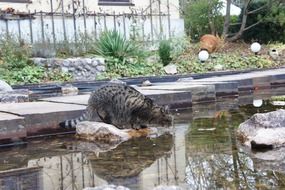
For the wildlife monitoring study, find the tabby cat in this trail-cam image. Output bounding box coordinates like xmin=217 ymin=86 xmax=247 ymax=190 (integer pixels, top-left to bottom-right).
xmin=60 ymin=83 xmax=172 ymax=129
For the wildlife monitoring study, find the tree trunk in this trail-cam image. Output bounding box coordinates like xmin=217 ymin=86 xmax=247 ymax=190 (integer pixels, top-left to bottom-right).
xmin=223 ymin=0 xmax=232 ymax=37
xmin=228 ymin=0 xmax=250 ymax=41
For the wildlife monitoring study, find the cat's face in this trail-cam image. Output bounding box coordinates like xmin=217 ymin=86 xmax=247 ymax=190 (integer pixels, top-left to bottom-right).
xmin=150 ymin=105 xmax=172 ymax=126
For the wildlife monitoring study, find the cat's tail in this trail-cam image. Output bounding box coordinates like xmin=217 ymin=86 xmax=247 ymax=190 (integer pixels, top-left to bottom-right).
xmin=59 ymin=112 xmax=88 ymax=129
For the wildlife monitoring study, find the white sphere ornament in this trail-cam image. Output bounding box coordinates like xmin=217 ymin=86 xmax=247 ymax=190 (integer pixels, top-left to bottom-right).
xmin=250 ymin=42 xmax=261 ymax=53
xmin=253 ymin=99 xmax=263 ymax=107
xmin=198 ymin=50 xmax=209 ymax=62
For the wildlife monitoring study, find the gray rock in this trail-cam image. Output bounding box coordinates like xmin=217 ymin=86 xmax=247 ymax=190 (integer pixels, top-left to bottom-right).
xmin=141 ymin=80 xmax=152 ymax=86
xmin=61 ymin=67 xmax=69 ymax=73
xmin=0 ymin=89 xmax=29 ymax=103
xmin=164 ymin=64 xmax=177 ymax=75
xmin=109 ymin=79 xmax=126 ymax=85
xmin=176 ymin=77 xmax=194 ymax=82
xmin=237 ymin=109 xmax=285 ymax=150
xmin=76 ymin=121 xmax=158 ymax=143
xmin=83 ymin=185 xmax=130 ymax=190
xmin=61 ymin=85 xmax=78 ymax=96
xmin=0 ymin=80 xmax=12 ymax=91
xmin=153 ymin=186 xmax=183 ymax=190
xmin=96 ymin=65 xmax=106 ymax=72
xmin=85 ymin=58 xmax=92 ymax=64
xmin=32 ymin=57 xmax=106 ymax=81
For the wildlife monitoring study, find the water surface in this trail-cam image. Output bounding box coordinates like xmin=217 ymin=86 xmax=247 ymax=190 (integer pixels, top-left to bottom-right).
xmin=0 ymin=99 xmax=285 ymax=190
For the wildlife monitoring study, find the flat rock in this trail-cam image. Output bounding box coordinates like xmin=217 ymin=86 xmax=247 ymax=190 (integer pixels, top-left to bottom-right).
xmin=164 ymin=64 xmax=177 ymax=75
xmin=84 ymin=185 xmax=130 ymax=190
xmin=76 ymin=121 xmax=158 ymax=143
xmin=237 ymin=109 xmax=285 ymax=150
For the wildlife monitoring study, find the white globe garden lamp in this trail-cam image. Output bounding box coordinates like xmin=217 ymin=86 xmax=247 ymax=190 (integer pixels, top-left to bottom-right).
xmin=250 ymin=42 xmax=261 ymax=55
xmin=198 ymin=50 xmax=209 ymax=62
xmin=253 ymin=99 xmax=263 ymax=107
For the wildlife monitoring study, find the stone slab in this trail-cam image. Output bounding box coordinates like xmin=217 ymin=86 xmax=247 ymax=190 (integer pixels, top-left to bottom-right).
xmin=40 ymin=89 xmax=193 ymax=108
xmin=40 ymin=94 xmax=89 ymax=105
xmin=138 ymin=83 xmax=216 ymax=103
xmin=0 ymin=102 xmax=86 ymax=136
xmin=0 ymin=113 xmax=26 ymax=142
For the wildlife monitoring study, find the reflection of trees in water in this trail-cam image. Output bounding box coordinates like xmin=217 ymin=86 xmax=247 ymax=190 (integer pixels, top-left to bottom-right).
xmin=87 ymin=133 xmax=174 ymax=186
xmin=185 ymin=111 xmax=285 ymax=189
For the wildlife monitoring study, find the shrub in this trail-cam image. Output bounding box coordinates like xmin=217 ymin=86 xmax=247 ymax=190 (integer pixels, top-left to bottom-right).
xmin=183 ymin=0 xmax=224 ymax=40
xmin=99 ymin=56 xmax=164 ymax=79
xmin=235 ymin=1 xmax=285 ymax=43
xmin=0 ymin=37 xmax=72 ymax=85
xmin=159 ymin=40 xmax=172 ymax=66
xmin=94 ymin=30 xmax=140 ymax=61
xmin=0 ymin=37 xmax=31 ymax=70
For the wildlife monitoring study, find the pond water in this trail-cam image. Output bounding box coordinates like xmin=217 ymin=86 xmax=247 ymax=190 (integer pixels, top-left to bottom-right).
xmin=0 ymin=98 xmax=285 ymax=190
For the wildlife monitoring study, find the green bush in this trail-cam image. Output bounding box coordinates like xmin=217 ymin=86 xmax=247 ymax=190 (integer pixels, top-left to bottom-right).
xmin=0 ymin=37 xmax=72 ymax=85
xmin=159 ymin=40 xmax=172 ymax=66
xmin=94 ymin=30 xmax=141 ymax=61
xmin=99 ymin=56 xmax=164 ymax=79
xmin=236 ymin=1 xmax=285 ymax=43
xmin=0 ymin=37 xmax=31 ymax=70
xmin=183 ymin=0 xmax=224 ymax=40
xmin=170 ymin=36 xmax=192 ymax=60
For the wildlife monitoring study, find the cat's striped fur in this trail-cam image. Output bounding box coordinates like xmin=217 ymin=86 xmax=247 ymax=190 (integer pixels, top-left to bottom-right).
xmin=59 ymin=83 xmax=172 ymax=129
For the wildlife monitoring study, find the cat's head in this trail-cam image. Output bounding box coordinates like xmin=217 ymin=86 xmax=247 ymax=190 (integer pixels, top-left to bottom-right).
xmin=150 ymin=105 xmax=172 ymax=126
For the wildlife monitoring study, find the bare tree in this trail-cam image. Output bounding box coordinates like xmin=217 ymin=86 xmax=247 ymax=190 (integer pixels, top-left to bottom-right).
xmin=225 ymin=0 xmax=273 ymax=41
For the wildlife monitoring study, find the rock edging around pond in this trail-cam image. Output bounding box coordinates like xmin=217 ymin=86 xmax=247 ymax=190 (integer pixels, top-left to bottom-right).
xmin=32 ymin=57 xmax=105 ymax=81
xmin=237 ymin=109 xmax=285 ymax=150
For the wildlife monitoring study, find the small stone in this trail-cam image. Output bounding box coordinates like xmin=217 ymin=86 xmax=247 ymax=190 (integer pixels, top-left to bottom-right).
xmin=85 ymin=58 xmax=92 ymax=64
xmin=141 ymin=80 xmax=152 ymax=86
xmin=96 ymin=65 xmax=106 ymax=72
xmin=95 ymin=57 xmax=105 ymax=65
xmin=177 ymin=77 xmax=194 ymax=82
xmin=109 ymin=79 xmax=126 ymax=85
xmin=61 ymin=67 xmax=69 ymax=73
xmin=164 ymin=64 xmax=177 ymax=75
xmin=214 ymin=64 xmax=224 ymax=71
xmin=61 ymin=85 xmax=78 ymax=96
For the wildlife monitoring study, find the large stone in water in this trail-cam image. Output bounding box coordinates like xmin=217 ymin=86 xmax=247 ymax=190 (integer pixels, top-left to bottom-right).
xmin=84 ymin=185 xmax=183 ymax=190
xmin=76 ymin=121 xmax=158 ymax=143
xmin=84 ymin=185 xmax=130 ymax=190
xmin=237 ymin=109 xmax=285 ymax=150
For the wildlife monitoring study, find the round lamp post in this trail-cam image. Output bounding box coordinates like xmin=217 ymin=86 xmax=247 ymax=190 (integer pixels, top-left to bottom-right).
xmin=198 ymin=50 xmax=209 ymax=62
xmin=250 ymin=42 xmax=261 ymax=55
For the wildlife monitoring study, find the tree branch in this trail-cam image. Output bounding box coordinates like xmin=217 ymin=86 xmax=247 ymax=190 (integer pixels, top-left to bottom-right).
xmin=244 ymin=19 xmax=263 ymax=31
xmin=248 ymin=4 xmax=268 ymax=15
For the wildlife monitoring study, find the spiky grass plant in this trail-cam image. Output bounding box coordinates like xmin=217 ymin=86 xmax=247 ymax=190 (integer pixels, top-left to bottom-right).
xmin=95 ymin=30 xmax=139 ymax=61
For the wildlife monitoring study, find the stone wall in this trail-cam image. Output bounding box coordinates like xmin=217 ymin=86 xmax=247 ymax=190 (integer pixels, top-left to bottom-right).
xmin=32 ymin=57 xmax=105 ymax=81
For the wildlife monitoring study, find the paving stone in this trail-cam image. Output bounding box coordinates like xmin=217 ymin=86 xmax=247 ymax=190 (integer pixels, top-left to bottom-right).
xmin=138 ymin=83 xmax=215 ymax=104
xmin=40 ymin=94 xmax=89 ymax=105
xmin=0 ymin=113 xmax=26 ymax=142
xmin=0 ymin=102 xmax=86 ymax=136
